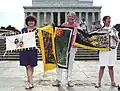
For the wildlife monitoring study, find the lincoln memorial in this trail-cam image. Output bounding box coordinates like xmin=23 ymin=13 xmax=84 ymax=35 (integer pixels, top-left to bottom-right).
xmin=24 ymin=0 xmax=101 ymax=29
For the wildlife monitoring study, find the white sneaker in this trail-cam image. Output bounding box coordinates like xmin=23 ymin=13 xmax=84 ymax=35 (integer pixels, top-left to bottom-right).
xmin=68 ymin=81 xmax=74 ymax=87
xmin=52 ymin=80 xmax=61 ymax=86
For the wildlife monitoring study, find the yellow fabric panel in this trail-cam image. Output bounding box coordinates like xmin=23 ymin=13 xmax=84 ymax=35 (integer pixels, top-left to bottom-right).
xmin=38 ymin=24 xmax=56 ymax=72
xmin=73 ymin=42 xmax=110 ymax=51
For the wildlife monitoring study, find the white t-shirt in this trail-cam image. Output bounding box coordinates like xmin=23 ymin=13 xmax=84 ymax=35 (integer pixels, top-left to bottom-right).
xmin=99 ymin=26 xmax=119 ymax=66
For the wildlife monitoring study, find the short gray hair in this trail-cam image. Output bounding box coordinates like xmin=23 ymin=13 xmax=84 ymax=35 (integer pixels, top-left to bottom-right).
xmin=67 ymin=11 xmax=76 ymax=17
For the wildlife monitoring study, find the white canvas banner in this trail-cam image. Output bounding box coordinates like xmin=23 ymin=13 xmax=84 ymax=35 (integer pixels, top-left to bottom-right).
xmin=6 ymin=31 xmax=37 ymax=51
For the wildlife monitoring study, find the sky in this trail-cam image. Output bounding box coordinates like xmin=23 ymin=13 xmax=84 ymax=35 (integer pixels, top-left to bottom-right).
xmin=0 ymin=0 xmax=120 ymax=30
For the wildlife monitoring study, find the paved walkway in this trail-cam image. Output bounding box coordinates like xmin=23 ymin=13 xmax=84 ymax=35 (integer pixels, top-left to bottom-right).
xmin=0 ymin=60 xmax=120 ymax=91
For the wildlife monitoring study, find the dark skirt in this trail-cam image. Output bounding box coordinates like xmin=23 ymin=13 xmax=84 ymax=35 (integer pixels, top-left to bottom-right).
xmin=19 ymin=49 xmax=38 ymax=67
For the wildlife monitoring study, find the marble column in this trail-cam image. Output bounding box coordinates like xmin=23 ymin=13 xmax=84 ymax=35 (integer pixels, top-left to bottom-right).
xmin=85 ymin=12 xmax=88 ymax=25
xmin=92 ymin=12 xmax=95 ymax=22
xmin=85 ymin=12 xmax=88 ymax=30
xmin=51 ymin=12 xmax=53 ymax=23
xmin=30 ymin=12 xmax=33 ymax=16
xmin=37 ymin=12 xmax=40 ymax=26
xmin=79 ymin=12 xmax=82 ymax=24
xmin=44 ymin=12 xmax=47 ymax=24
xmin=98 ymin=12 xmax=101 ymax=21
xmin=58 ymin=12 xmax=60 ymax=25
xmin=65 ymin=12 xmax=67 ymax=22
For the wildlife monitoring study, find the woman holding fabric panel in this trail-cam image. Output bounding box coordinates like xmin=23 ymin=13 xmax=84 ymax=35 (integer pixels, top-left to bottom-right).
xmin=52 ymin=11 xmax=80 ymax=87
xmin=19 ymin=15 xmax=38 ymax=89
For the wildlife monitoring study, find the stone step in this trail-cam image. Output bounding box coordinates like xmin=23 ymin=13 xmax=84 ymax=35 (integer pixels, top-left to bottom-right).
xmin=1 ymin=49 xmax=120 ymax=54
xmin=77 ymin=49 xmax=120 ymax=52
xmin=0 ymin=55 xmax=98 ymax=59
xmin=0 ymin=50 xmax=120 ymax=54
xmin=1 ymin=56 xmax=120 ymax=61
xmin=0 ymin=54 xmax=41 ymax=58
xmin=0 ymin=56 xmax=98 ymax=61
xmin=0 ymin=51 xmax=119 ymax=55
xmin=1 ymin=53 xmax=120 ymax=57
xmin=1 ymin=50 xmax=120 ymax=53
xmin=0 ymin=43 xmax=5 ymax=46
xmin=0 ymin=51 xmax=97 ymax=55
xmin=75 ymin=57 xmax=120 ymax=60
xmin=0 ymin=56 xmax=42 ymax=59
xmin=0 ymin=44 xmax=120 ymax=49
xmin=2 ymin=57 xmax=120 ymax=61
xmin=0 ymin=58 xmax=42 ymax=61
xmin=0 ymin=54 xmax=119 ymax=57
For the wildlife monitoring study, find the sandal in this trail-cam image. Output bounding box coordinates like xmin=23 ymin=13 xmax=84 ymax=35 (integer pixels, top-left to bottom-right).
xmin=25 ymin=82 xmax=34 ymax=90
xmin=118 ymin=85 xmax=120 ymax=90
xmin=95 ymin=82 xmax=101 ymax=88
xmin=111 ymin=82 xmax=118 ymax=87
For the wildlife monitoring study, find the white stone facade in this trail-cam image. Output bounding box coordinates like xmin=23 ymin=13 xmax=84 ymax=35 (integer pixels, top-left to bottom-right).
xmin=24 ymin=0 xmax=101 ymax=29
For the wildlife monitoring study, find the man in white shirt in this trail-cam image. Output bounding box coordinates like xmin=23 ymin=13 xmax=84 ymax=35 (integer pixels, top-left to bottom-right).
xmin=95 ymin=16 xmax=119 ymax=88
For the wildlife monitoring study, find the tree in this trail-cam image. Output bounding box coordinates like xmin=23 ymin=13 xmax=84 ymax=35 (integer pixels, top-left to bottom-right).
xmin=6 ymin=25 xmax=15 ymax=30
xmin=0 ymin=25 xmax=20 ymax=33
xmin=0 ymin=26 xmax=6 ymax=29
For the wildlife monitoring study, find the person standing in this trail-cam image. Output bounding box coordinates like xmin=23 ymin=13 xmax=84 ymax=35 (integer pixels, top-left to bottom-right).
xmin=19 ymin=15 xmax=38 ymax=89
xmin=80 ymin=19 xmax=88 ymax=33
xmin=95 ymin=16 xmax=119 ymax=88
xmin=52 ymin=11 xmax=80 ymax=87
